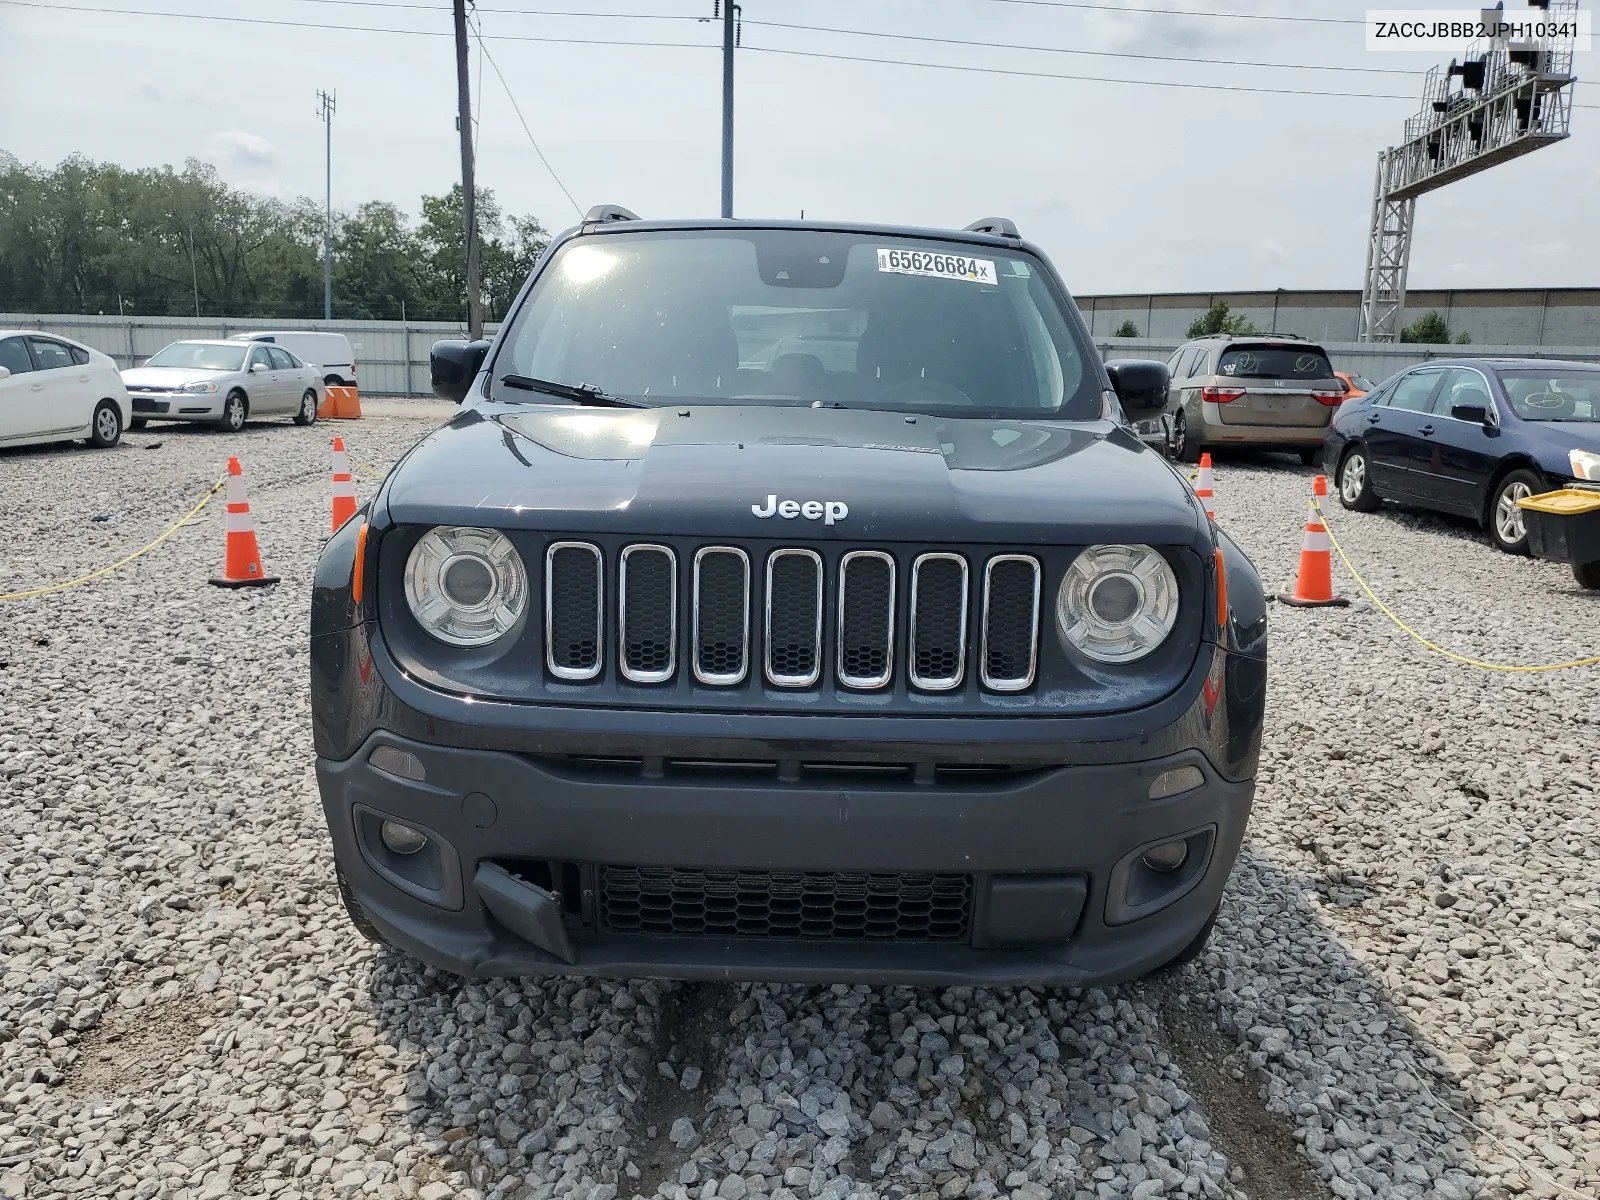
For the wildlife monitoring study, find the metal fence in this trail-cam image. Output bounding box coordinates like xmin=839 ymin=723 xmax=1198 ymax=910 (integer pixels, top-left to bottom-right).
xmin=5 ymin=312 xmax=1597 ymax=398
xmin=0 ymin=313 xmax=502 ymax=398
xmin=1096 ymin=336 xmax=1600 ymax=381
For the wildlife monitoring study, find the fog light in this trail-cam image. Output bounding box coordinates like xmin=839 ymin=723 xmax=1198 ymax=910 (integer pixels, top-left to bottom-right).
xmin=1141 ymin=840 xmax=1189 ymax=873
xmin=380 ymin=820 xmax=428 ymax=856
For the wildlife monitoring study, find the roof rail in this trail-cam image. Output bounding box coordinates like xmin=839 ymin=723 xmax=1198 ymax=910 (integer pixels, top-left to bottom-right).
xmin=963 ymin=217 xmax=1019 ymax=238
xmin=583 ymin=204 xmax=640 ymax=224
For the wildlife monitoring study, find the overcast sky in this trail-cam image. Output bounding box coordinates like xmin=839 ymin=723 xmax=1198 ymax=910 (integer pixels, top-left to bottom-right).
xmin=1 ymin=0 xmax=1596 ymax=295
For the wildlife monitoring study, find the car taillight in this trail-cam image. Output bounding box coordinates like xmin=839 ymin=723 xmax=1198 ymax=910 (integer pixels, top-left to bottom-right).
xmin=1311 ymin=390 xmax=1343 ymax=406
xmin=1201 ymin=387 xmax=1244 ymax=403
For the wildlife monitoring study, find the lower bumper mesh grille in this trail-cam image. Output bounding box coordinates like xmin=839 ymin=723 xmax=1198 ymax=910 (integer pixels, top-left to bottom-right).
xmin=598 ymin=866 xmax=973 ymax=941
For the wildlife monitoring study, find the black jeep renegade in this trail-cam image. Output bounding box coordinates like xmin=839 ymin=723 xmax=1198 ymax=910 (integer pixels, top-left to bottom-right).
xmin=310 ymin=210 xmax=1268 ymax=986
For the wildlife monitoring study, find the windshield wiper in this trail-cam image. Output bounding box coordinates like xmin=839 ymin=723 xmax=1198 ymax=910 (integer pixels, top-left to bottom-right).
xmin=499 ymin=374 xmax=648 ymax=408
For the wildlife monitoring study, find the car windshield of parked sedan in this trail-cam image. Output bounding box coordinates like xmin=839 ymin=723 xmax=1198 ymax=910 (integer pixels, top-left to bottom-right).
xmin=145 ymin=343 xmax=247 ymax=371
xmin=495 ymin=229 xmax=1102 ymax=419
xmin=1217 ymin=345 xmax=1335 ymax=380
xmin=1499 ymin=370 xmax=1600 ymax=421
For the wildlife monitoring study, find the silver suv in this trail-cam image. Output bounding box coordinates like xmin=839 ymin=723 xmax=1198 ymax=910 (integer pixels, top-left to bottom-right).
xmin=1162 ymin=335 xmax=1343 ymax=464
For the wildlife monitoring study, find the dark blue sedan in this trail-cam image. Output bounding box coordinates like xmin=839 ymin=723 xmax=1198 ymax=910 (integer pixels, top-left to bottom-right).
xmin=1324 ymin=358 xmax=1600 ymax=555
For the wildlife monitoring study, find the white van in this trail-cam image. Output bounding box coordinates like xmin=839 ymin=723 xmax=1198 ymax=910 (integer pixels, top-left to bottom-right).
xmin=231 ymin=331 xmax=357 ymax=387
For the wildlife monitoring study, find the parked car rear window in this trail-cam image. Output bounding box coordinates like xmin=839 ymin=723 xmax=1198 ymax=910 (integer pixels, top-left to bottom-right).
xmin=1499 ymin=369 xmax=1600 ymax=421
xmin=1217 ymin=344 xmax=1334 ymax=380
xmin=146 ymin=343 xmax=248 ymax=371
xmin=497 ymin=229 xmax=1102 ymax=420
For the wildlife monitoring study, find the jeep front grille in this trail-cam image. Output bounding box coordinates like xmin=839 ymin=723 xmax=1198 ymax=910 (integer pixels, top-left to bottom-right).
xmin=598 ymin=866 xmax=973 ymax=941
xmin=693 ymin=546 xmax=750 ymax=685
xmin=765 ymin=549 xmax=824 ymax=687
xmin=909 ymin=553 xmax=968 ymax=690
xmin=619 ymin=545 xmax=676 ymax=683
xmin=980 ymin=555 xmax=1041 ymax=691
xmin=546 ymin=542 xmax=603 ymax=680
xmin=836 ymin=551 xmax=895 ymax=688
xmin=537 ymin=541 xmax=1040 ymax=693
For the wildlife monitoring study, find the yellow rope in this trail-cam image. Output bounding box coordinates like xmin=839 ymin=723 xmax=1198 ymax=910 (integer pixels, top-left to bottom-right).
xmin=0 ymin=476 xmax=225 ymax=601
xmin=1312 ymin=499 xmax=1600 ymax=672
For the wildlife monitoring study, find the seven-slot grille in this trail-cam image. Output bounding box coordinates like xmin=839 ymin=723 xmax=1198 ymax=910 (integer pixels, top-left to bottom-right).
xmin=598 ymin=866 xmax=973 ymax=941
xmin=539 ymin=542 xmax=1041 ymax=692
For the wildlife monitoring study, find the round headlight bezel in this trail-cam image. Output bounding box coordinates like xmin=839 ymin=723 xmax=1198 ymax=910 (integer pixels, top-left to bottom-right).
xmin=1056 ymin=544 xmax=1179 ymax=664
xmin=404 ymin=526 xmax=528 ymax=647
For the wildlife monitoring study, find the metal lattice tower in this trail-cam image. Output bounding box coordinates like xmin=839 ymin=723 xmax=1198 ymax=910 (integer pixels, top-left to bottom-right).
xmin=1359 ymin=0 xmax=1580 ymax=341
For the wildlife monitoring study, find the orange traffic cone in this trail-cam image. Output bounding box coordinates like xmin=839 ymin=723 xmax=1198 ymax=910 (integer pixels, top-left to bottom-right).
xmin=1195 ymin=453 xmax=1216 ymax=520
xmin=1277 ymin=475 xmax=1348 ymax=608
xmin=330 ymin=437 xmax=357 ymax=532
xmin=208 ymin=457 xmax=279 ymax=588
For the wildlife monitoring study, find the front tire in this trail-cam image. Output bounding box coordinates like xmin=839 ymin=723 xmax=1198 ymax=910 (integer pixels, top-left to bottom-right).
xmin=1154 ymin=903 xmax=1220 ymax=974
xmin=216 ymin=391 xmax=247 ymax=434
xmin=294 ymin=389 xmax=318 ymax=426
xmin=1489 ymin=469 xmax=1542 ymax=555
xmin=1337 ymin=445 xmax=1380 ymax=511
xmin=87 ymin=400 xmax=122 ymax=448
xmin=1573 ymin=561 xmax=1600 ymax=590
xmin=1171 ymin=410 xmax=1202 ymax=464
xmin=336 ymin=867 xmax=389 ymax=945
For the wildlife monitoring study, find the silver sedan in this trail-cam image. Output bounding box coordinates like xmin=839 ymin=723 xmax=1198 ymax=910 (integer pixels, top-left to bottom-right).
xmin=121 ymin=340 xmax=323 ymax=432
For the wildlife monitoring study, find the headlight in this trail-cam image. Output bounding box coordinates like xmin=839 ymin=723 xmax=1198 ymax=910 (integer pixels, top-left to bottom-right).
xmin=1572 ymin=449 xmax=1600 ymax=482
xmin=181 ymin=381 xmax=219 ymax=394
xmin=404 ymin=526 xmax=528 ymax=646
xmin=1057 ymin=544 xmax=1179 ymax=663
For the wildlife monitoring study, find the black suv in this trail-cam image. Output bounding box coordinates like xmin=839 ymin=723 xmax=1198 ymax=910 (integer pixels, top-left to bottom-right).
xmin=310 ymin=210 xmax=1268 ymax=986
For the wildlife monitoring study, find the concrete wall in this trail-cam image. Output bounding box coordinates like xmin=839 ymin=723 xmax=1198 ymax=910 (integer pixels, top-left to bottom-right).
xmin=1077 ymin=287 xmax=1600 ymax=348
xmin=7 ymin=304 xmax=1599 ymax=398
xmin=0 ymin=313 xmax=501 ymax=397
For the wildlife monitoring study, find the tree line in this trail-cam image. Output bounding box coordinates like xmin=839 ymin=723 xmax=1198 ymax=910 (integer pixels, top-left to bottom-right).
xmin=0 ymin=152 xmax=548 ymax=322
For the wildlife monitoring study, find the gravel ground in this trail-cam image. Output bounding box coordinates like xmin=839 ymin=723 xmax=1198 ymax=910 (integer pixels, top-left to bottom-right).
xmin=1 ymin=417 xmax=1596 ymax=1200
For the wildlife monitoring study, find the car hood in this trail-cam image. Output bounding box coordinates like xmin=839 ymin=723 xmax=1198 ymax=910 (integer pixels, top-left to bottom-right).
xmin=380 ymin=403 xmax=1206 ymax=547
xmin=122 ymin=366 xmax=236 ymax=387
xmin=1520 ymin=417 xmax=1600 ymax=474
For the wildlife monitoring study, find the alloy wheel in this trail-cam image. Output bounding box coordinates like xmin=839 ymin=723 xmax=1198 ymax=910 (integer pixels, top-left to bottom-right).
xmin=1495 ymin=480 xmax=1532 ymax=544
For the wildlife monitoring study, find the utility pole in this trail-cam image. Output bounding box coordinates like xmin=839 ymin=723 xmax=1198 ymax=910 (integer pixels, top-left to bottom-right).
xmin=186 ymin=229 xmax=200 ymax=317
xmin=453 ymin=0 xmax=483 ymax=340
xmin=719 ymin=1 xmax=739 ymax=219
xmin=317 ymin=89 xmax=337 ymax=321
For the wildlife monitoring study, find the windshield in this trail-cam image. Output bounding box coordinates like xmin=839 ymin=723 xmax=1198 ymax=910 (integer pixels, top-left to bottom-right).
xmin=1348 ymin=373 xmax=1375 ymax=390
xmin=495 ymin=229 xmax=1101 ymax=419
xmin=1499 ymin=369 xmax=1600 ymax=421
xmin=1218 ymin=345 xmax=1334 ymax=381
xmin=145 ymin=343 xmax=247 ymax=371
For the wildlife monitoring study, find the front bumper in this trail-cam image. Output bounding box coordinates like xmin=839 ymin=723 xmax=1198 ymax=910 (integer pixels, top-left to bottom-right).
xmin=312 ymin=621 xmax=1264 ymax=987
xmin=129 ymin=393 xmax=223 ymax=420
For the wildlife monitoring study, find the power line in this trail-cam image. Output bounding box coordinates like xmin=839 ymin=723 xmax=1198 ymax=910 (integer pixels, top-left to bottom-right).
xmin=472 ymin=22 xmax=585 ymax=217
xmin=8 ymin=0 xmax=1596 ymax=109
xmin=294 ymin=0 xmax=1415 ymax=77
xmin=740 ymin=42 xmax=1417 ymax=101
xmin=982 ymin=0 xmax=1363 ymax=24
xmin=0 ymin=0 xmax=717 ymax=46
xmin=742 ymin=17 xmax=1421 ymax=77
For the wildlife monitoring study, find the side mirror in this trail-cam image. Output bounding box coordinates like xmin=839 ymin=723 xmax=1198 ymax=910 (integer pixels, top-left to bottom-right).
xmin=431 ymin=339 xmax=492 ymax=404
xmin=250 ymin=362 xmax=268 ymax=373
xmin=0 ymin=366 xmax=10 ymax=381
xmin=1450 ymin=402 xmax=1489 ymax=424
xmin=1104 ymin=359 xmax=1170 ymax=423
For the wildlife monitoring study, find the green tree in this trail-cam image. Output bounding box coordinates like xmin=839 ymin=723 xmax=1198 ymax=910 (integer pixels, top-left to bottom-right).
xmin=1455 ymin=330 xmax=1472 ymax=344
xmin=1186 ymin=300 xmax=1259 ymax=339
xmin=1399 ymin=311 xmax=1453 ymax=344
xmin=1111 ymin=319 xmax=1140 ymax=338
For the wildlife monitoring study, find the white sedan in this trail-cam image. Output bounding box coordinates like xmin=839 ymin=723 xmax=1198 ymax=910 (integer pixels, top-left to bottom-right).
xmin=122 ymin=340 xmax=323 ymax=432
xmin=0 ymin=330 xmax=132 ymax=450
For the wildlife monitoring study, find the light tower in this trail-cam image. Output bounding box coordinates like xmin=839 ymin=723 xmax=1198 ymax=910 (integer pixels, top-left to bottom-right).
xmin=1358 ymin=1 xmax=1581 ymax=341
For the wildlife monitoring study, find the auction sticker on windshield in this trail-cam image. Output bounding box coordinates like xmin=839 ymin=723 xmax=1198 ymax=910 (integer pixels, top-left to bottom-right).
xmin=877 ymin=248 xmax=997 ymax=285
